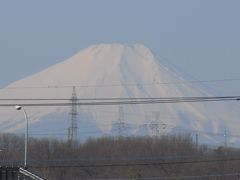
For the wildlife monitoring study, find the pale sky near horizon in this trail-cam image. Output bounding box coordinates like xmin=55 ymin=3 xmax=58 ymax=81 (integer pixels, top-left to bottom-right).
xmin=0 ymin=0 xmax=240 ymax=95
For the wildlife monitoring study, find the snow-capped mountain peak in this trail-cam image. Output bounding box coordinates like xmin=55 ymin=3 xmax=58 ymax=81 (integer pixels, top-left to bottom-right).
xmin=0 ymin=43 xmax=239 ymax=146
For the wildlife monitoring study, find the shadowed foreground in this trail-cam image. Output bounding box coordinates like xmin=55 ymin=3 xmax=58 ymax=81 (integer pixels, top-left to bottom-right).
xmin=1 ymin=134 xmax=240 ymax=180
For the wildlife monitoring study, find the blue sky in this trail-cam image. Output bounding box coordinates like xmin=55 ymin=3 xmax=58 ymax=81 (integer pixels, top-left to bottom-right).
xmin=0 ymin=0 xmax=240 ymax=95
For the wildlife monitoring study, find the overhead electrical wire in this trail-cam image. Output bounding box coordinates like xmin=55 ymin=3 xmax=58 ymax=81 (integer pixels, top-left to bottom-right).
xmin=0 ymin=96 xmax=240 ymax=101
xmin=88 ymin=173 xmax=240 ymax=180
xmin=0 ymin=96 xmax=239 ymax=107
xmin=1 ymin=78 xmax=240 ymax=90
xmin=26 ymin=156 xmax=240 ymax=168
xmin=152 ymin=52 xmax=234 ymax=96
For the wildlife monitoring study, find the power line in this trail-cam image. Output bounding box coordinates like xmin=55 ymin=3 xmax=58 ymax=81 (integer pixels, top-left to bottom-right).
xmin=6 ymin=123 xmax=240 ymax=140
xmin=1 ymin=78 xmax=240 ymax=90
xmin=5 ymin=155 xmax=240 ymax=170
xmin=0 ymin=96 xmax=239 ymax=107
xmin=27 ymin=157 xmax=240 ymax=168
xmin=89 ymin=173 xmax=240 ymax=180
xmin=0 ymin=95 xmax=240 ymax=101
xmin=152 ymin=52 xmax=227 ymax=96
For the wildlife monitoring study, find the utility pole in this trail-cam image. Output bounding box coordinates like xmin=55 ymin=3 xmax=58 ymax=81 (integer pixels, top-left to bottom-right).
xmin=68 ymin=86 xmax=78 ymax=141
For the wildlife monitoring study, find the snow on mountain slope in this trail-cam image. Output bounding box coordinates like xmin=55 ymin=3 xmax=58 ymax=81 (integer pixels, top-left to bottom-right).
xmin=0 ymin=43 xmax=239 ymax=145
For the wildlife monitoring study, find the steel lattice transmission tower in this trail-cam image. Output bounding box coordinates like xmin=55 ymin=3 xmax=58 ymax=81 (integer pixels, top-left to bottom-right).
xmin=224 ymin=128 xmax=228 ymax=148
xmin=117 ymin=106 xmax=125 ymax=137
xmin=150 ymin=111 xmax=160 ymax=137
xmin=68 ymin=86 xmax=78 ymax=141
xmin=150 ymin=111 xmax=167 ymax=137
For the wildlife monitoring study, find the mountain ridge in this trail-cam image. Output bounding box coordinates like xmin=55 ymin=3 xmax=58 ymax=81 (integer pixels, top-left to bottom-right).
xmin=0 ymin=43 xmax=238 ymax=146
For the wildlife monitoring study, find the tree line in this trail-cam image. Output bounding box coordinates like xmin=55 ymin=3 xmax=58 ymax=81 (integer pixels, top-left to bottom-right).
xmin=0 ymin=133 xmax=240 ymax=180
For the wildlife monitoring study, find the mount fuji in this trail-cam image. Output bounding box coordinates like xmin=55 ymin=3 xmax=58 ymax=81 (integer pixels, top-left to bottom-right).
xmin=0 ymin=43 xmax=239 ymax=146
